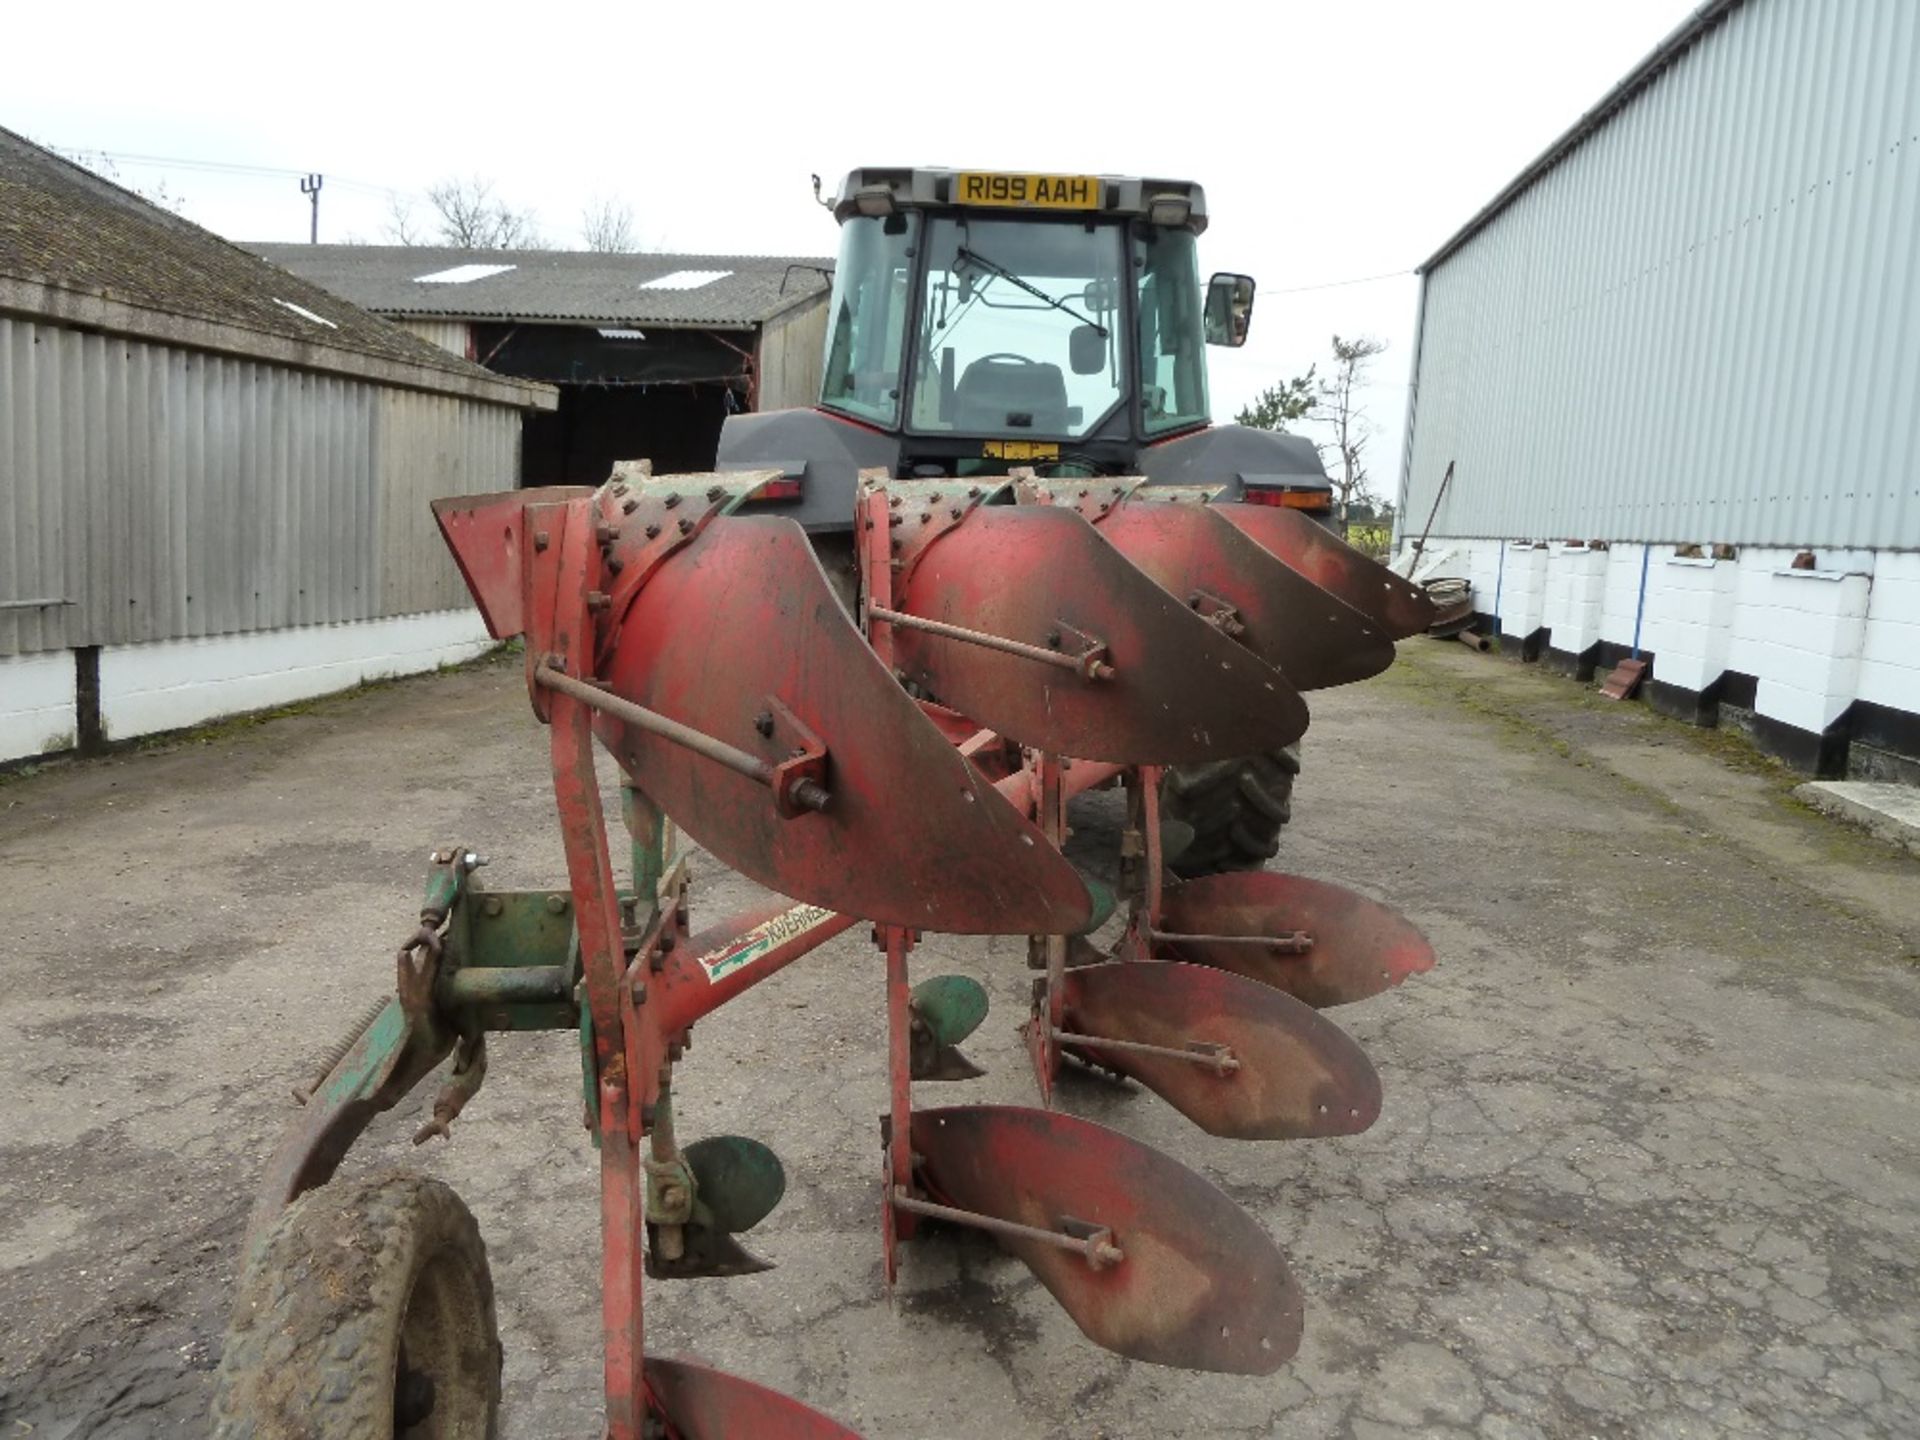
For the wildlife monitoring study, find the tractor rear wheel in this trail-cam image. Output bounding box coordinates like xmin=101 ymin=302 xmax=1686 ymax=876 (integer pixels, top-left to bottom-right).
xmin=213 ymin=1172 xmax=501 ymax=1439
xmin=1160 ymin=745 xmax=1300 ymax=878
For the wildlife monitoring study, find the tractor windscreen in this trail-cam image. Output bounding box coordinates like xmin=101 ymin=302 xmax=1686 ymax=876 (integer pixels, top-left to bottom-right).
xmin=910 ymin=217 xmax=1126 ymax=440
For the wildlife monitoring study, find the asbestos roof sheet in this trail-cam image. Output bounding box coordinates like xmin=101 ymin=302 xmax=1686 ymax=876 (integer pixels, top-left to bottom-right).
xmin=0 ymin=126 xmax=517 ymax=392
xmin=248 ymin=244 xmax=835 ymax=328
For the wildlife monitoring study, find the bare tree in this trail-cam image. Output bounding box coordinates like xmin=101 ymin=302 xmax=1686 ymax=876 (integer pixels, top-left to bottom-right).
xmin=382 ymin=193 xmax=425 ymax=245
xmin=1314 ymin=335 xmax=1387 ymax=537
xmin=383 ymin=176 xmax=545 ymax=249
xmin=579 ymin=195 xmax=639 ymax=253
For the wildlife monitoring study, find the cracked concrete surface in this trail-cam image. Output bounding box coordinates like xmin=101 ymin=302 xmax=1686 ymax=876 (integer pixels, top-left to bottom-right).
xmin=0 ymin=641 xmax=1916 ymax=1438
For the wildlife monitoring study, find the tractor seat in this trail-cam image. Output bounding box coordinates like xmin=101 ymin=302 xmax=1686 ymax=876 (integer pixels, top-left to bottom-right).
xmin=953 ymin=357 xmax=1069 ymax=434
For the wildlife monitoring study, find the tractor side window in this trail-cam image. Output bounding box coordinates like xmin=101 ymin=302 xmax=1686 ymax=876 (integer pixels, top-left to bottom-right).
xmin=821 ymin=214 xmax=917 ymax=428
xmin=1134 ymin=227 xmax=1210 ymax=434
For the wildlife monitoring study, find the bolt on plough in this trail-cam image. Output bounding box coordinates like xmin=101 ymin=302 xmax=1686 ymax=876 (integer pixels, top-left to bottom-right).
xmin=213 ymin=464 xmax=1439 ymax=1438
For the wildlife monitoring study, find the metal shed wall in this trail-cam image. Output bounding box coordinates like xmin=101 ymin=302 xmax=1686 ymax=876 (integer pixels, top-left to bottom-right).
xmin=1401 ymin=0 xmax=1920 ymax=551
xmin=1 ymin=316 xmax=520 ymax=658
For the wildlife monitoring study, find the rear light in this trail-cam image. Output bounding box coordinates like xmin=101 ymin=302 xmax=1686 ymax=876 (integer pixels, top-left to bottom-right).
xmin=743 ymin=477 xmax=803 ymax=501
xmin=1242 ymin=487 xmax=1329 ymax=510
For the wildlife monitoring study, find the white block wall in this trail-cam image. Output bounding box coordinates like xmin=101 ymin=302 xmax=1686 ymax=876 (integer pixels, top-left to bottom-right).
xmin=1397 ymin=538 xmax=1920 ymax=742
xmin=0 ymin=608 xmax=493 ymax=763
xmin=0 ymin=652 xmax=78 ymax=763
xmin=1599 ymin=546 xmax=1650 ymax=654
xmin=1726 ymin=563 xmax=1871 ymax=734
xmin=1859 ymin=553 xmax=1920 ymax=717
xmin=1497 ymin=545 xmax=1549 ymax=641
xmin=100 ymin=609 xmax=494 ymax=741
xmin=1642 ymin=556 xmax=1740 ymax=693
xmin=1541 ymin=546 xmax=1608 ymax=656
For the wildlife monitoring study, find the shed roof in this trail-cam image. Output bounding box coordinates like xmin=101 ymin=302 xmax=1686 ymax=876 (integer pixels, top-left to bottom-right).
xmin=248 ymin=244 xmax=834 ymax=329
xmin=1418 ymin=0 xmax=1746 ymax=273
xmin=0 ymin=127 xmax=550 ymax=409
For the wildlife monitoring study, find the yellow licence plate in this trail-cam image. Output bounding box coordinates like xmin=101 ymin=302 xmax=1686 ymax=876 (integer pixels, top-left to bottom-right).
xmin=955 ymin=172 xmax=1100 ymax=210
xmin=984 ymin=440 xmax=1060 ymax=461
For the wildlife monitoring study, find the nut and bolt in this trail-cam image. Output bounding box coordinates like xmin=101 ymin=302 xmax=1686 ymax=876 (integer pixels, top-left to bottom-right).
xmin=676 ymin=517 xmax=693 ymax=535
xmin=706 ymin=485 xmax=726 ymax=502
xmin=587 ymin=591 xmax=611 ymax=612
xmin=754 ymin=712 xmax=775 ymax=737
xmin=644 ymin=522 xmax=662 ymax=539
xmin=663 ymin=492 xmax=683 ymax=509
xmin=622 ymin=497 xmax=640 ymax=514
xmin=546 ymin=894 xmax=570 ymax=915
xmin=534 ymin=530 xmax=551 ymax=552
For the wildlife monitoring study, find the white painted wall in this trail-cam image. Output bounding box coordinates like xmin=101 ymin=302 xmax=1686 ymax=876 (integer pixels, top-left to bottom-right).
xmin=1540 ymin=546 xmax=1607 ymax=657
xmin=0 ymin=651 xmax=78 ymax=763
xmin=100 ymin=609 xmax=494 ymax=742
xmin=1397 ymin=538 xmax=1920 ymax=741
xmin=1859 ymin=553 xmax=1920 ymax=717
xmin=1642 ymin=556 xmax=1741 ymax=694
xmin=1 ymin=609 xmax=494 ymax=763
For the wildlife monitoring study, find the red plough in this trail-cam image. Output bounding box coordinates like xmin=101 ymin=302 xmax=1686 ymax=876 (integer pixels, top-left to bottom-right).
xmin=215 ymin=465 xmax=1437 ymax=1439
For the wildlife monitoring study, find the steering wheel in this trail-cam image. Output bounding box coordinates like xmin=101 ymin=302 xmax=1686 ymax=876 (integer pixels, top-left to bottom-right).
xmin=973 ymin=352 xmax=1040 ymax=366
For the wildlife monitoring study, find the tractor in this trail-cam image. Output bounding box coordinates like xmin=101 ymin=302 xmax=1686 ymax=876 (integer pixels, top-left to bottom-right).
xmin=718 ymin=168 xmax=1354 ymax=877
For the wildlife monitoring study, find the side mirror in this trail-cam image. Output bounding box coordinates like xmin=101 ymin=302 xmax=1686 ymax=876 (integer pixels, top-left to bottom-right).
xmin=1204 ymin=273 xmax=1256 ymax=347
xmin=1068 ymin=324 xmax=1108 ymax=376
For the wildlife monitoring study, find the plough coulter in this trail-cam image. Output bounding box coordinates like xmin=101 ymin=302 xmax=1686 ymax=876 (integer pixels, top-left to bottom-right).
xmin=214 ymin=168 xmax=1440 ymax=1438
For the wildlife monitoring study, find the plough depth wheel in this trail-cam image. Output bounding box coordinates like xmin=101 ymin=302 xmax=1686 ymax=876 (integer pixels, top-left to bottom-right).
xmin=214 ymin=1172 xmax=500 ymax=1439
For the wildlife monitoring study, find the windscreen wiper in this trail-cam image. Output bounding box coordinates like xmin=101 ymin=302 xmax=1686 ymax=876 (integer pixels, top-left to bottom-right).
xmin=955 ymin=247 xmax=1109 ymax=337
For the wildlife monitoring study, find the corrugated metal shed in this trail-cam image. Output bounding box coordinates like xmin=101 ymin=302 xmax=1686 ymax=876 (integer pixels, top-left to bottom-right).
xmin=249 ymin=245 xmax=833 ymax=329
xmin=0 ymin=318 xmax=522 ymax=657
xmin=1400 ymin=0 xmax=1920 ymax=551
xmin=0 ymin=127 xmax=554 ymax=662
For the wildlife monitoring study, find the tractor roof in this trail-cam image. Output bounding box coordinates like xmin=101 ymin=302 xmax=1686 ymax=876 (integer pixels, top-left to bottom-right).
xmin=832 ymin=167 xmax=1208 ymax=234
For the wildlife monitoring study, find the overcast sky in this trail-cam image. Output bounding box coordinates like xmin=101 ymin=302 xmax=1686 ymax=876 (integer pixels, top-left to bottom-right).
xmin=12 ymin=0 xmax=1698 ymax=497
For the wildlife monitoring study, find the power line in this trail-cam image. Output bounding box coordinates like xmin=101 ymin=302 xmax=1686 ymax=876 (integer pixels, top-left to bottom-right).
xmin=1269 ymin=268 xmax=1414 ymax=295
xmin=51 ymin=144 xmax=401 ymax=198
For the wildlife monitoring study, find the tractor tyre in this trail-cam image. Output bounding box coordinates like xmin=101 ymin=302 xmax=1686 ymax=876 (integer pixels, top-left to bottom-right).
xmin=213 ymin=1172 xmax=501 ymax=1440
xmin=1160 ymin=745 xmax=1300 ymax=879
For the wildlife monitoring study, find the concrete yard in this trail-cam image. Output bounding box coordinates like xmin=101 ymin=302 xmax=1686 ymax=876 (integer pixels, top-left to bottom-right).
xmin=1 ymin=640 xmax=1916 ymax=1439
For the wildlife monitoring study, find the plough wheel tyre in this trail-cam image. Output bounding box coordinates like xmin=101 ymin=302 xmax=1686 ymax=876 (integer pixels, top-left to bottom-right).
xmin=1162 ymin=745 xmax=1300 ymax=879
xmin=213 ymin=1173 xmax=501 ymax=1440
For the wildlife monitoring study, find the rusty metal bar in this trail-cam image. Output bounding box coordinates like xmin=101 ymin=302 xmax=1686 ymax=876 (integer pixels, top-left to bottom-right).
xmin=888 ymin=1187 xmax=1125 ymax=1269
xmin=1151 ymin=928 xmax=1313 ymax=955
xmin=535 ymin=662 xmax=829 ymax=813
xmin=867 ymin=605 xmax=1114 ymax=680
xmin=1052 ymin=1029 xmax=1241 ymax=1076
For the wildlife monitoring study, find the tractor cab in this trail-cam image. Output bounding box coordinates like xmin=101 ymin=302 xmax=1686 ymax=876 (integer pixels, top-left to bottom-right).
xmin=717 ymin=167 xmax=1333 ymax=532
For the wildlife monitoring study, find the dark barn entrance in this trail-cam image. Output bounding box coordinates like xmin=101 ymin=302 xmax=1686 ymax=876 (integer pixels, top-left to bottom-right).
xmin=473 ymin=323 xmax=753 ymax=484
